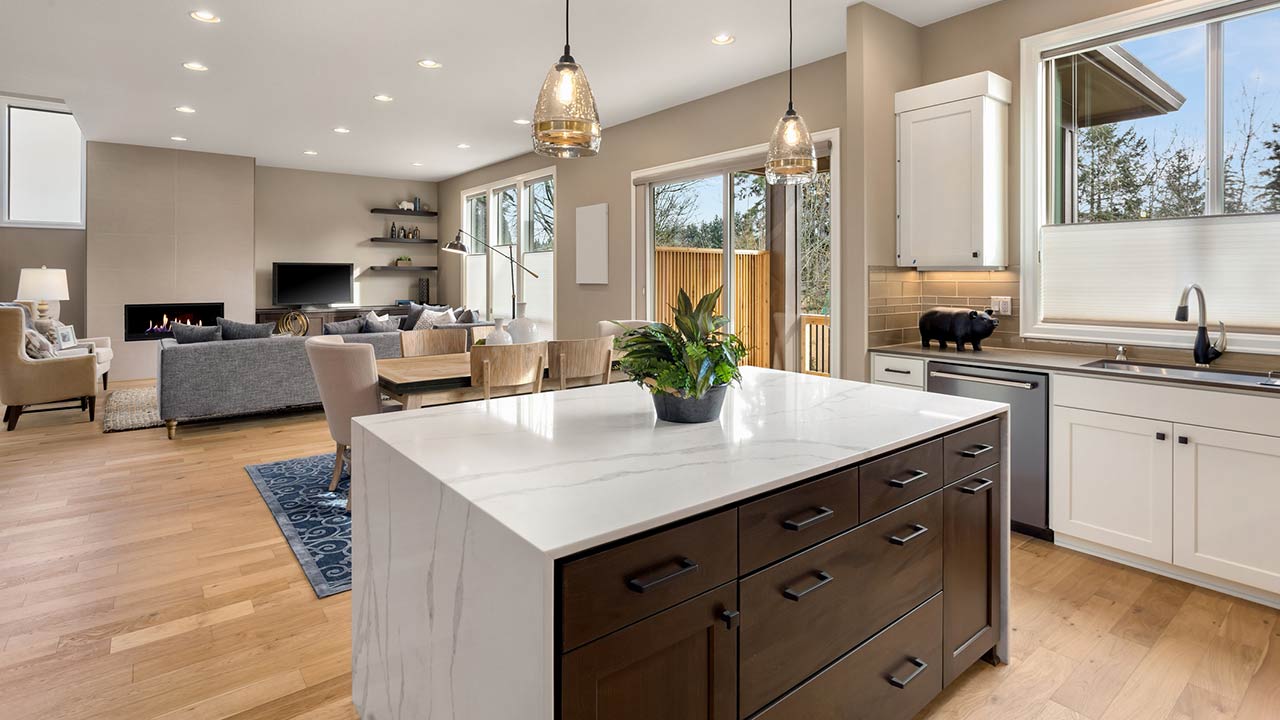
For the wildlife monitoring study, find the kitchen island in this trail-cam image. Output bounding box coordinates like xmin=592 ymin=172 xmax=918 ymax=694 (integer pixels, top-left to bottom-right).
xmin=350 ymin=367 xmax=1010 ymax=720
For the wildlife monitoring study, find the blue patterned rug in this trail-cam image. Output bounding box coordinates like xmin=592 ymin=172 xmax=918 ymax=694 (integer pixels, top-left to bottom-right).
xmin=244 ymin=453 xmax=351 ymax=598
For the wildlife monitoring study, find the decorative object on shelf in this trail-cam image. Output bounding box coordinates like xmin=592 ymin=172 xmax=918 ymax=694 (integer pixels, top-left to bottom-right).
xmin=15 ymin=265 xmax=70 ymax=320
xmin=413 ymin=196 xmax=422 ymax=212
xmin=919 ymin=307 xmax=999 ymax=352
xmin=394 ymin=256 xmax=413 ymax=268
xmin=418 ymin=278 xmax=430 ymax=304
xmin=389 ymin=221 xmax=397 ymax=238
xmin=765 ymin=0 xmax=816 ymax=185
xmin=614 ymin=287 xmax=746 ymax=424
xmin=443 ymin=229 xmax=539 ymax=318
xmin=532 ymin=0 xmax=601 ymax=158
xmin=487 ymin=319 xmax=513 ymax=345
xmin=276 ymin=310 xmax=310 ymax=336
xmin=397 ymin=201 xmax=415 ymax=211
xmin=508 ymin=302 xmax=538 ymax=343
xmin=54 ymin=324 xmax=78 ymax=351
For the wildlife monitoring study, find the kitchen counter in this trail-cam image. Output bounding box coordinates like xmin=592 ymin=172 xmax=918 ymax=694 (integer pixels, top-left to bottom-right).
xmin=349 ymin=367 xmax=1010 ymax=719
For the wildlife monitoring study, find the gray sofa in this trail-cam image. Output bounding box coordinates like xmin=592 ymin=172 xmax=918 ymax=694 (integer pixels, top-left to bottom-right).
xmin=157 ymin=332 xmax=402 ymax=438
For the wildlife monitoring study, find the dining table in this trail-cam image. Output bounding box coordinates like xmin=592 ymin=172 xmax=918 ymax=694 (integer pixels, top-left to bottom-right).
xmin=377 ymin=351 xmax=625 ymax=409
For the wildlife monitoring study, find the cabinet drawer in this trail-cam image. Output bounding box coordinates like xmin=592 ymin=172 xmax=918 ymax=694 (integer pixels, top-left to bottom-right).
xmin=873 ymin=355 xmax=925 ymax=388
xmin=560 ymin=509 xmax=737 ymax=651
xmin=944 ymin=418 xmax=1000 ymax=483
xmin=739 ymin=466 xmax=860 ymax=574
xmin=738 ymin=492 xmax=944 ymax=717
xmin=752 ymin=593 xmax=943 ymax=720
xmin=859 ymin=439 xmax=943 ymax=522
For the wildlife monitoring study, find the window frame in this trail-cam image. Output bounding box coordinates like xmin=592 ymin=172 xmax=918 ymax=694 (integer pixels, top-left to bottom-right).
xmin=1 ymin=97 xmax=86 ymax=230
xmin=1020 ymin=0 xmax=1280 ymax=354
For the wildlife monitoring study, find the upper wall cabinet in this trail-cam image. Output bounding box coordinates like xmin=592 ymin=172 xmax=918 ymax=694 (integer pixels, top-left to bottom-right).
xmin=896 ymin=72 xmax=1010 ymax=270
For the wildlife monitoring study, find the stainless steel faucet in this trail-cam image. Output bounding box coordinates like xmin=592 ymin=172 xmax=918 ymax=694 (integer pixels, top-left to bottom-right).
xmin=1175 ymin=283 xmax=1227 ymax=367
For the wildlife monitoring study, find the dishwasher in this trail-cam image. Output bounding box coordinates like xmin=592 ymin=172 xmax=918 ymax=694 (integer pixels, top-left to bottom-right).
xmin=926 ymin=361 xmax=1051 ymax=540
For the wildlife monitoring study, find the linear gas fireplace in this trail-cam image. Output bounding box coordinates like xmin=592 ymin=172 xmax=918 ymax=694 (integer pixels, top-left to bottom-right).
xmin=123 ymin=302 xmax=224 ymax=342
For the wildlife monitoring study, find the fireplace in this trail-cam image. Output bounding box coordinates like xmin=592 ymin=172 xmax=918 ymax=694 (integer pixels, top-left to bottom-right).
xmin=123 ymin=302 xmax=224 ymax=342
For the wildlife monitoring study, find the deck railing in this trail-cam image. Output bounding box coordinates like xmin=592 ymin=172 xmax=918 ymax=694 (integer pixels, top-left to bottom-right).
xmin=653 ymin=247 xmax=770 ymax=368
xmin=800 ymin=314 xmax=831 ymax=376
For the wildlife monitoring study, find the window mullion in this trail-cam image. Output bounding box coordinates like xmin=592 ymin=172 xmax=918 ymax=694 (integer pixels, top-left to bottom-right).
xmin=1206 ymin=21 xmax=1225 ymax=215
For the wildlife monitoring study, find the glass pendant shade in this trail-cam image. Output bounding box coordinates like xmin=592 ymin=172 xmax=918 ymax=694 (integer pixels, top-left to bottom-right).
xmin=766 ymin=108 xmax=816 ymax=185
xmin=532 ymin=58 xmax=601 ymax=158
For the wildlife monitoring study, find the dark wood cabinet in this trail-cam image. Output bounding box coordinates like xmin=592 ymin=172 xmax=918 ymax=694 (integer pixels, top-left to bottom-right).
xmin=943 ymin=464 xmax=1002 ymax=686
xmin=859 ymin=438 xmax=944 ymax=522
xmin=738 ymin=466 xmax=859 ymax=574
xmin=943 ymin=418 xmax=1001 ymax=482
xmin=560 ymin=583 xmax=739 ymax=720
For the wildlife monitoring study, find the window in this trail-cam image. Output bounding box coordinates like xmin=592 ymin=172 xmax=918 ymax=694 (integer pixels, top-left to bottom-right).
xmin=464 ymin=192 xmax=487 ymax=249
xmin=525 ymin=177 xmax=554 ymax=252
xmin=3 ymin=102 xmax=84 ymax=227
xmin=1223 ymin=6 xmax=1280 ymax=213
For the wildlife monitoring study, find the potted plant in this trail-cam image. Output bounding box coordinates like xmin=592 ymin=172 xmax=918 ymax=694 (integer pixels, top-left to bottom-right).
xmin=394 ymin=256 xmax=413 ymax=267
xmin=614 ymin=287 xmax=747 ymax=423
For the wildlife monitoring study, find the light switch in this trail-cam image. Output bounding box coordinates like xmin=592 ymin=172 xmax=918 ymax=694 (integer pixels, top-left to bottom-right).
xmin=991 ymin=296 xmax=1012 ymax=315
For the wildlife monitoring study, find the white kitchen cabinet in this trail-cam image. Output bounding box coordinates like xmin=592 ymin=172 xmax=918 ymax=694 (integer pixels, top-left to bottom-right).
xmin=1173 ymin=424 xmax=1280 ymax=594
xmin=896 ymin=72 xmax=1010 ymax=270
xmin=1051 ymin=406 xmax=1173 ymax=562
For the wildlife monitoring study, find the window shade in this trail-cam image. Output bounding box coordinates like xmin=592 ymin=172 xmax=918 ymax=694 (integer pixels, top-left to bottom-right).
xmin=1040 ymin=214 xmax=1280 ymax=330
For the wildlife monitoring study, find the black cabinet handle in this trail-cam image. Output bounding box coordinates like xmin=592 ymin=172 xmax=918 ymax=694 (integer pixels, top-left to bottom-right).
xmin=782 ymin=571 xmax=834 ymax=601
xmin=960 ymin=444 xmax=995 ymax=459
xmin=887 ymin=469 xmax=929 ymax=488
xmin=889 ymin=524 xmax=929 ymax=545
xmin=782 ymin=506 xmax=834 ymax=531
xmin=884 ymin=368 xmax=912 ymax=375
xmin=1178 ymin=436 xmax=1190 ymax=445
xmin=960 ymin=477 xmax=994 ymax=495
xmin=1156 ymin=432 xmax=1167 ymax=441
xmin=719 ymin=609 xmax=740 ymax=630
xmin=889 ymin=657 xmax=929 ymax=689
xmin=625 ymin=557 xmax=698 ymax=594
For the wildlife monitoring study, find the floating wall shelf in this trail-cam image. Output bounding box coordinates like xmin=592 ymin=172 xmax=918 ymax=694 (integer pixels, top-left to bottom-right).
xmin=369 ymin=237 xmax=437 ymax=244
xmin=371 ymin=208 xmax=438 ymax=218
xmin=366 ymin=265 xmax=438 ymax=272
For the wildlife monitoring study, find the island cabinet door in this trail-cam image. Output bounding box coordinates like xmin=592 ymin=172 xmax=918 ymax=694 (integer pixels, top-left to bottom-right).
xmin=560 ymin=583 xmax=738 ymax=720
xmin=942 ymin=465 xmax=1001 ymax=686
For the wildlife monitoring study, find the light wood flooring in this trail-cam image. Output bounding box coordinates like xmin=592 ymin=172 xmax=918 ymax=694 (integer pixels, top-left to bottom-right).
xmin=1 ymin=381 xmax=1277 ymax=720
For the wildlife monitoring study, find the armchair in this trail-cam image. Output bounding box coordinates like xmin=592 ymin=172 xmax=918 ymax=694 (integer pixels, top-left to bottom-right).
xmin=18 ymin=300 xmax=112 ymax=390
xmin=0 ymin=306 xmax=98 ymax=431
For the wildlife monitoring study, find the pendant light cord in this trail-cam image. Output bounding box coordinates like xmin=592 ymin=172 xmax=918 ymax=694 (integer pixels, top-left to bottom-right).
xmin=787 ymin=0 xmax=794 ymax=113
xmin=563 ymin=0 xmax=572 ymax=58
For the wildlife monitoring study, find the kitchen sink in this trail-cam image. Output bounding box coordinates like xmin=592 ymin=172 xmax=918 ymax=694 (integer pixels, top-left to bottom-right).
xmin=1082 ymin=359 xmax=1280 ymax=390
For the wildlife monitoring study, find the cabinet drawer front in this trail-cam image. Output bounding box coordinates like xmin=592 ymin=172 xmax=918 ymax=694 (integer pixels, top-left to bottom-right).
xmin=873 ymin=355 xmax=925 ymax=388
xmin=739 ymin=467 xmax=860 ymax=574
xmin=752 ymin=593 xmax=943 ymax=720
xmin=943 ymin=465 xmax=1000 ymax=686
xmin=944 ymin=418 xmax=1000 ymax=483
xmin=739 ymin=493 xmax=944 ymax=717
xmin=561 ymin=509 xmax=737 ymax=651
xmin=859 ymin=439 xmax=943 ymax=522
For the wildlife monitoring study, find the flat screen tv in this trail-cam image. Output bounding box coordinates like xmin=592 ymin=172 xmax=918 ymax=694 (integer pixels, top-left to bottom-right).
xmin=272 ymin=262 xmax=354 ymax=306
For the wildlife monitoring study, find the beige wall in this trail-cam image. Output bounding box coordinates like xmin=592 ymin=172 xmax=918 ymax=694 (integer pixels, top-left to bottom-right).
xmin=86 ymin=142 xmax=255 ymax=380
xmin=0 ymin=227 xmax=86 ymax=329
xmin=254 ymin=167 xmax=438 ymax=308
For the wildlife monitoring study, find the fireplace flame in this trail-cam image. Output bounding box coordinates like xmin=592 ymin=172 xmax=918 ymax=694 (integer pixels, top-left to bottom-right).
xmin=145 ymin=313 xmax=205 ymax=334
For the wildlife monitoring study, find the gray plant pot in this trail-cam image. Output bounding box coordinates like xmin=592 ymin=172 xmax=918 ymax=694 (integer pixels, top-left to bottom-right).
xmin=651 ymin=384 xmax=728 ymax=424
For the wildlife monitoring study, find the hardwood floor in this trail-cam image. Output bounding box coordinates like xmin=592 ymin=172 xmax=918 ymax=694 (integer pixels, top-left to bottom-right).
xmin=1 ymin=381 xmax=1277 ymax=719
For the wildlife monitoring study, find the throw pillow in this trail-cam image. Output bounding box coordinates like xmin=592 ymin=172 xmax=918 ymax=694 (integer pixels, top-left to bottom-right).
xmin=23 ymin=328 xmax=58 ymax=359
xmin=171 ymin=322 xmax=222 ymax=344
xmin=362 ymin=310 xmax=401 ymax=333
xmin=217 ymin=317 xmax=274 ymax=340
xmin=412 ymin=307 xmax=456 ymax=329
xmin=454 ymin=308 xmax=477 ymax=324
xmin=322 ymin=317 xmax=364 ymax=335
xmin=34 ymin=317 xmax=67 ymax=343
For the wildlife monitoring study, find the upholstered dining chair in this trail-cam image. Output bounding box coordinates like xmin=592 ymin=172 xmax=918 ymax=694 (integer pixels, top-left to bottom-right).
xmin=469 ymin=342 xmax=546 ymax=401
xmin=547 ymin=337 xmax=614 ymax=391
xmin=0 ymin=306 xmax=98 ymax=431
xmin=305 ymin=336 xmax=387 ymax=512
xmin=400 ymin=327 xmax=467 ymax=357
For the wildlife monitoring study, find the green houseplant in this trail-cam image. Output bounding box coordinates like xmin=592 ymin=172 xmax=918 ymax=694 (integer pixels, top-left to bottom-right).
xmin=614 ymin=287 xmax=747 ymax=423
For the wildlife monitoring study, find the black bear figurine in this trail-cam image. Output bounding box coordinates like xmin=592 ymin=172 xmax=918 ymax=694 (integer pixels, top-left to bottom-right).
xmin=919 ymin=307 xmax=999 ymax=351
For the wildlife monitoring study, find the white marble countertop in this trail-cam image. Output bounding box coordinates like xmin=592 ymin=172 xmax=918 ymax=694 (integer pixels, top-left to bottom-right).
xmin=354 ymin=366 xmax=1008 ymax=558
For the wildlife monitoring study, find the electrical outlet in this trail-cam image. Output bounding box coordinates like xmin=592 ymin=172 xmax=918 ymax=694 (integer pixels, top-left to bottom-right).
xmin=991 ymin=296 xmax=1012 ymax=315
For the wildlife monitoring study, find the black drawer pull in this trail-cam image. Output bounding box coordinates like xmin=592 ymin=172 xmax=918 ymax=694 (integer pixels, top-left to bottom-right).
xmin=889 ymin=524 xmax=929 ymax=545
xmin=887 ymin=469 xmax=928 ymax=488
xmin=625 ymin=557 xmax=698 ymax=594
xmin=782 ymin=571 xmax=834 ymax=601
xmin=960 ymin=443 xmax=995 ymax=459
xmin=1179 ymin=436 xmax=1190 ymax=445
xmin=782 ymin=506 xmax=834 ymax=531
xmin=1156 ymin=432 xmax=1167 ymax=441
xmin=719 ymin=609 xmax=740 ymax=630
xmin=889 ymin=657 xmax=929 ymax=689
xmin=884 ymin=367 xmax=913 ymax=375
xmin=960 ymin=477 xmax=994 ymax=495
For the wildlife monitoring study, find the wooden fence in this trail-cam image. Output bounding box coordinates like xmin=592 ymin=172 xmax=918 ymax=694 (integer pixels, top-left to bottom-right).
xmin=653 ymin=247 xmax=770 ymax=368
xmin=801 ymin=314 xmax=831 ymax=376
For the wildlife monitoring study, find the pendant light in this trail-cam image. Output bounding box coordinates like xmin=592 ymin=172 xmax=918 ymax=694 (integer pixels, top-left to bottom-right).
xmin=766 ymin=0 xmax=816 ymax=185
xmin=532 ymin=0 xmax=601 ymax=158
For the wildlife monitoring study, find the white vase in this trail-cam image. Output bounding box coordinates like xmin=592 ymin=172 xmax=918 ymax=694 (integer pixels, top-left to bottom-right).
xmin=487 ymin=319 xmax=513 ymax=345
xmin=508 ymin=302 xmax=538 ymax=344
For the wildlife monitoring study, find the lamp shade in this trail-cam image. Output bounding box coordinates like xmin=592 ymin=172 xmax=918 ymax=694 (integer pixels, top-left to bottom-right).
xmin=16 ymin=266 xmax=70 ymax=301
xmin=765 ymin=108 xmax=817 ymax=185
xmin=532 ymin=58 xmax=601 ymax=158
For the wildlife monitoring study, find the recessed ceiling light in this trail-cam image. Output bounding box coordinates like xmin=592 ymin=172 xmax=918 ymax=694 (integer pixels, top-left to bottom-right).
xmin=182 ymin=61 xmax=208 ymax=72
xmin=302 ymin=150 xmax=318 ymax=156
xmin=513 ymin=118 xmax=532 ymax=125
xmin=332 ymin=127 xmax=350 ymax=134
xmin=712 ymin=33 xmax=735 ymax=45
xmin=170 ymin=136 xmax=188 ymax=142
xmin=411 ymin=162 xmax=423 ymax=167
xmin=417 ymin=59 xmax=442 ymax=69
xmin=456 ymin=143 xmax=470 ymax=149
xmin=190 ymin=9 xmax=221 ymax=23
xmin=175 ymin=105 xmax=196 ymax=113
xmin=373 ymin=94 xmax=394 ymax=103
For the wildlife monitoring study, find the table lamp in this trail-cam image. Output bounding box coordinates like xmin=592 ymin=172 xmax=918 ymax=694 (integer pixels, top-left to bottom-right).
xmin=16 ymin=266 xmax=70 ymax=320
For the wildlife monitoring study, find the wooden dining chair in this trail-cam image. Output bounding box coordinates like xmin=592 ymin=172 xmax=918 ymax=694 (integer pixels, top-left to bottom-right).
xmin=547 ymin=337 xmax=614 ymax=391
xmin=400 ymin=327 xmax=467 ymax=357
xmin=469 ymin=342 xmax=546 ymax=401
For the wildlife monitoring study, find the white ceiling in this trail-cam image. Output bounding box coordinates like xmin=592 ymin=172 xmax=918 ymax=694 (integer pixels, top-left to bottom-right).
xmin=0 ymin=0 xmax=1001 ymax=182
